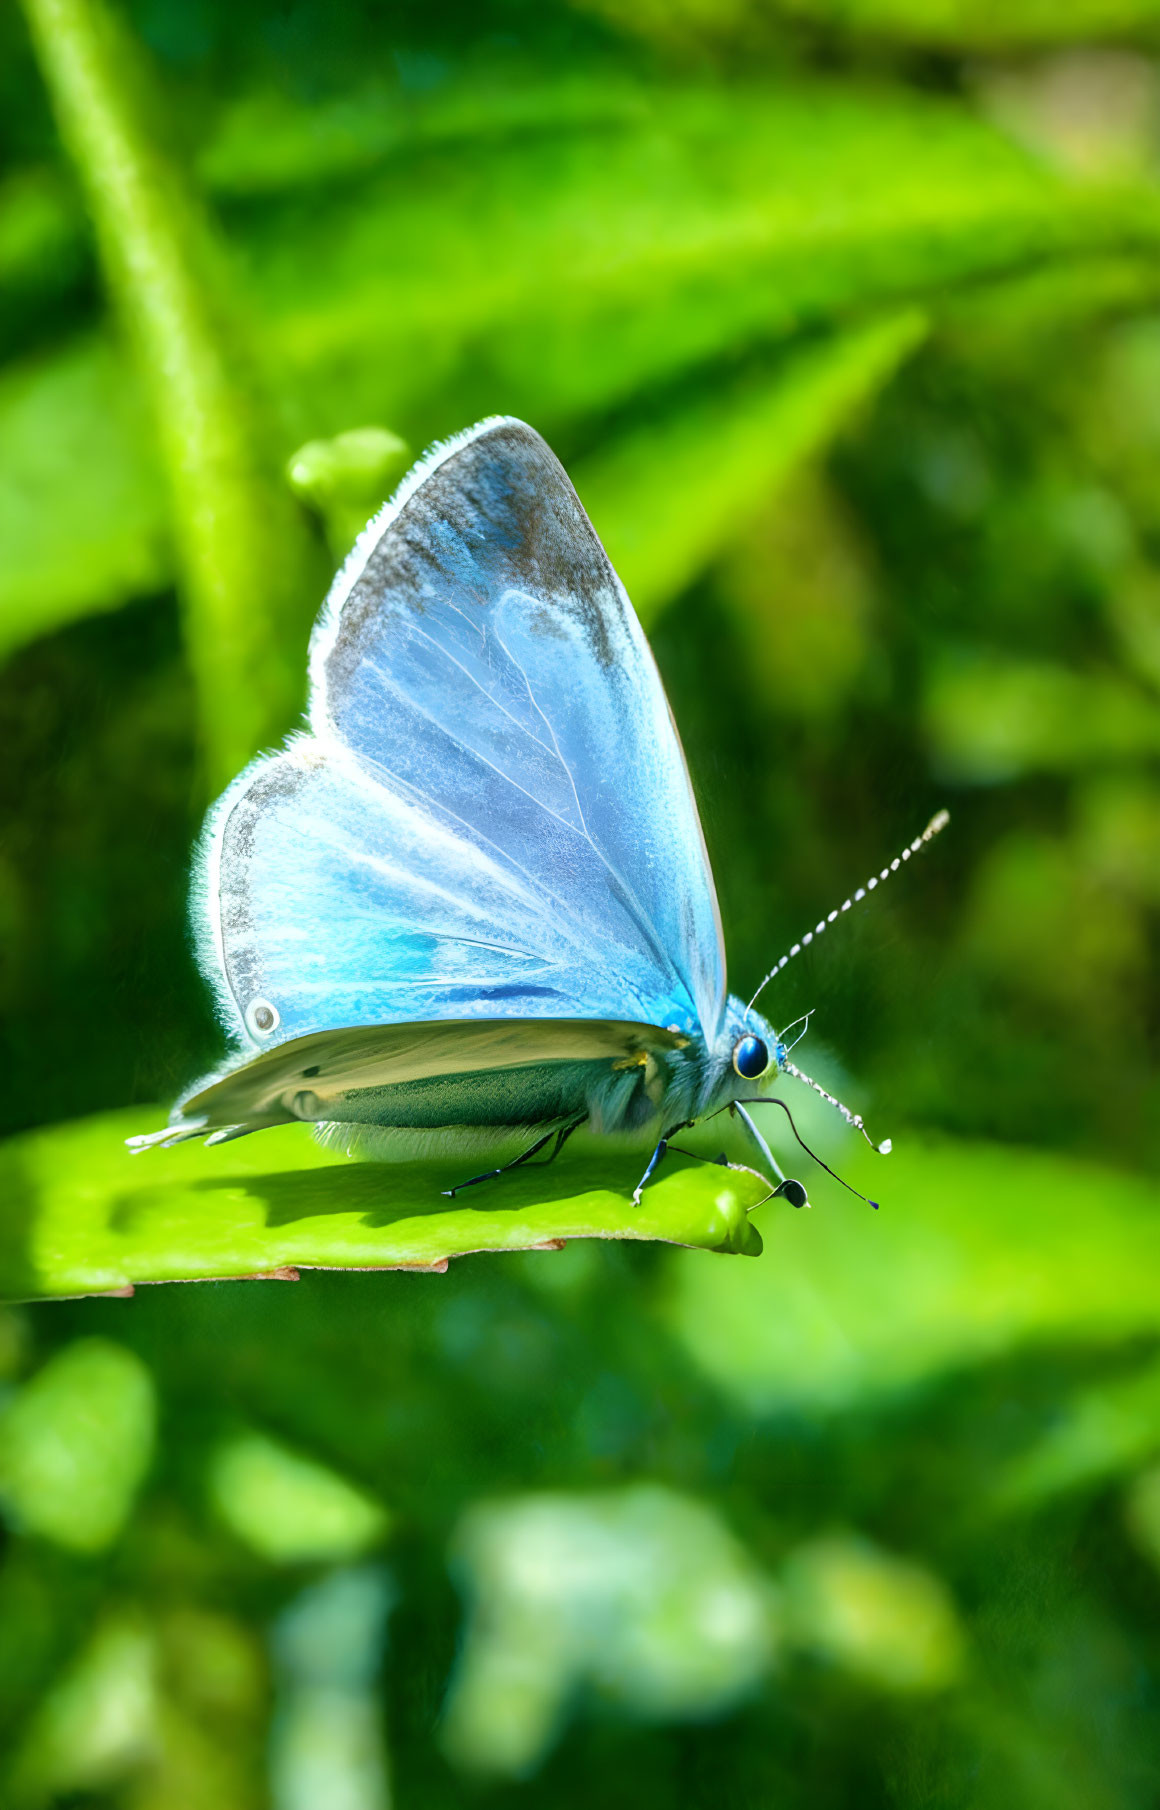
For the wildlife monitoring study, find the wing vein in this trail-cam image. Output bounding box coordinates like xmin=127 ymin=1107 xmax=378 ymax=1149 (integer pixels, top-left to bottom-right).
xmin=365 ymin=669 xmax=682 ymax=993
xmin=491 ymin=624 xmax=592 ymax=843
xmin=401 ymin=618 xmax=563 ymax=769
xmin=336 ymin=736 xmax=664 ymax=985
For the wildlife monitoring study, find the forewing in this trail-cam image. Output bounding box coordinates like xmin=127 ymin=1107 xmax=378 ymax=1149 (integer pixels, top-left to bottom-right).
xmin=208 ymin=743 xmax=691 ymax=1042
xmin=201 ymin=417 xmax=725 ymax=1049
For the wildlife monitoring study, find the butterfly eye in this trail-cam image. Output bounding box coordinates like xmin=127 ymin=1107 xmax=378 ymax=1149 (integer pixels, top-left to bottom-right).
xmin=732 ymin=1034 xmax=769 ymax=1080
xmin=246 ymin=998 xmax=280 ymax=1038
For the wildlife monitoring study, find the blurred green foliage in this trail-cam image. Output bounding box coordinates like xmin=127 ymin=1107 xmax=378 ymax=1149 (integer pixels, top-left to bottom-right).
xmin=208 ymin=1432 xmax=389 ymax=1565
xmin=0 ymin=1338 xmax=154 ymax=1552
xmin=0 ymin=0 xmax=1158 ymax=1802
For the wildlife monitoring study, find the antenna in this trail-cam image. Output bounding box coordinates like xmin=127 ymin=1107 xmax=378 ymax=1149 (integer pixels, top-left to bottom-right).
xmin=747 ymin=810 xmax=949 ymax=1016
xmin=782 ymin=1059 xmax=892 ymax=1155
xmin=741 ymin=1095 xmax=880 ymax=1209
xmin=780 ymin=1008 xmax=814 ymax=1055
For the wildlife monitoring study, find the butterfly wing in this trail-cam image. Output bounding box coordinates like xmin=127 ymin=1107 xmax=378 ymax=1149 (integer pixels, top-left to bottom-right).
xmin=197 ymin=417 xmax=725 ymax=1057
xmin=143 ymin=1017 xmax=687 ymax=1141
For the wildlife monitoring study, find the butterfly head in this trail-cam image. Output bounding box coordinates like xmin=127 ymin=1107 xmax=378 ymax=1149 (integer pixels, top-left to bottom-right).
xmin=701 ymin=998 xmax=891 ymax=1201
xmin=697 ymin=996 xmax=785 ymax=1113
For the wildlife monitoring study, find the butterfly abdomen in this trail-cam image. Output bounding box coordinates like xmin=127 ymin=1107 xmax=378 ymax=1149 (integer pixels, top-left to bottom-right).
xmin=301 ymin=1039 xmax=697 ymax=1137
xmin=304 ymin=1059 xmax=605 ymax=1132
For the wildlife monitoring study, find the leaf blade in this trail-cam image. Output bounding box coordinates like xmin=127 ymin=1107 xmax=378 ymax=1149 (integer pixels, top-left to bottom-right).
xmin=0 ymin=1109 xmax=765 ymax=1301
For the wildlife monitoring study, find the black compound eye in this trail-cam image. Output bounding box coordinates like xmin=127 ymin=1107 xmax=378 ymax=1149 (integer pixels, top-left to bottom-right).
xmin=732 ymin=1034 xmax=769 ymax=1080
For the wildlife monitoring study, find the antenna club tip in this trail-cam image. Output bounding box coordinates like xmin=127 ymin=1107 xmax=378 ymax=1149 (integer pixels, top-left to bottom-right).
xmin=869 ymin=1200 xmax=880 ymax=1211
xmin=877 ymin=1138 xmax=893 ymax=1155
xmin=928 ymin=809 xmax=950 ymax=835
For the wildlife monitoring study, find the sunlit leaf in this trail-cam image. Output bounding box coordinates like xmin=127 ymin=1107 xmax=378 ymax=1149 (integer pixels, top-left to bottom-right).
xmin=5 ymin=75 xmax=1159 ymax=660
xmin=574 ymin=0 xmax=1160 ymax=52
xmin=259 ymin=80 xmax=1158 ymax=431
xmin=575 ymin=311 xmax=927 ymax=621
xmin=0 ymin=338 xmax=169 ymax=659
xmin=0 ymin=1108 xmax=765 ymax=1302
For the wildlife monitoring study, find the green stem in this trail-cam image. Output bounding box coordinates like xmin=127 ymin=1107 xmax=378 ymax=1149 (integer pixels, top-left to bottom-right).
xmin=18 ymin=0 xmax=323 ymax=790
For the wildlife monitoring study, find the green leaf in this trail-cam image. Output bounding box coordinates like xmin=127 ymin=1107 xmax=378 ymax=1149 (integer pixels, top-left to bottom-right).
xmin=0 ymin=338 xmax=168 ymax=659
xmin=0 ymin=1339 xmax=156 ymax=1552
xmin=942 ymin=251 xmax=1160 ymax=354
xmin=5 ymin=76 xmax=1159 ymax=661
xmin=0 ymin=314 xmax=928 ymax=657
xmin=991 ymin=1356 xmax=1160 ymax=1513
xmin=925 ymin=650 xmax=1160 ymax=781
xmin=0 ymin=1109 xmax=765 ymax=1302
xmin=207 ymin=1431 xmax=390 ymax=1563
xmin=258 ymin=80 xmax=1160 ymax=431
xmin=665 ymin=1135 xmax=1160 ymax=1413
xmin=574 ymin=311 xmax=927 ymax=621
xmin=781 ymin=0 xmax=1160 ymax=51
xmin=576 ymin=0 xmax=1160 ymax=53
xmin=198 ymin=65 xmax=658 ymax=198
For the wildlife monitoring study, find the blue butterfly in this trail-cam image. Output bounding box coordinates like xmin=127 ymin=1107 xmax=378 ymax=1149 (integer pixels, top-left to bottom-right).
xmin=130 ymin=418 xmax=945 ymax=1205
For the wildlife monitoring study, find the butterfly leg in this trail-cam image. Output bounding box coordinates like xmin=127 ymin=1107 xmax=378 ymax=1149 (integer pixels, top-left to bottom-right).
xmin=733 ymin=1101 xmax=786 ymax=1184
xmin=732 ymin=1103 xmax=811 ymax=1208
xmin=548 ymin=1115 xmax=588 ymax=1161
xmin=630 ymin=1121 xmax=695 ymax=1208
xmin=667 ymin=1142 xmax=773 ymax=1192
xmin=440 ymin=1116 xmax=587 ymax=1198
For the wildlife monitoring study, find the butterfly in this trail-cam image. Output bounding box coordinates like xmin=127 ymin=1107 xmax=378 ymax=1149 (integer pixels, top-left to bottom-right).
xmin=130 ymin=417 xmax=946 ymax=1206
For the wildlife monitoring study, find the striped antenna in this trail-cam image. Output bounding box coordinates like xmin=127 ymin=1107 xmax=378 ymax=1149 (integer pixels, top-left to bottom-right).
xmin=783 ymin=1058 xmax=892 ymax=1156
xmin=747 ymin=810 xmax=950 ymax=1016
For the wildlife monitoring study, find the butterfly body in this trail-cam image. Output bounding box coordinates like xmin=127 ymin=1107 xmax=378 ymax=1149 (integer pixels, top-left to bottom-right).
xmin=133 ymin=416 xmax=796 ymax=1194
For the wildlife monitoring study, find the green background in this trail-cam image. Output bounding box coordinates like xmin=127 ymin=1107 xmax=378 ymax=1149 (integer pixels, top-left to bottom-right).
xmin=0 ymin=0 xmax=1158 ymax=1802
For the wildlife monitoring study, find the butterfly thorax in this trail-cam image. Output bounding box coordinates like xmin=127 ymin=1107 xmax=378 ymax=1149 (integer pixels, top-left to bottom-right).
xmin=601 ymin=997 xmax=785 ymax=1135
xmin=694 ymin=997 xmax=785 ymax=1120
